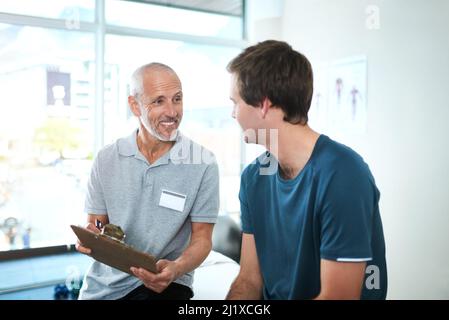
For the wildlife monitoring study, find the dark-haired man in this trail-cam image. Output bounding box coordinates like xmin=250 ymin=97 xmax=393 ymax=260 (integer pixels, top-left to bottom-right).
xmin=226 ymin=40 xmax=387 ymax=300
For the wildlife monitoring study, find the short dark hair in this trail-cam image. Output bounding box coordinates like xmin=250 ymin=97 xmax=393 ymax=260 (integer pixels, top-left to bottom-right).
xmin=227 ymin=40 xmax=313 ymax=125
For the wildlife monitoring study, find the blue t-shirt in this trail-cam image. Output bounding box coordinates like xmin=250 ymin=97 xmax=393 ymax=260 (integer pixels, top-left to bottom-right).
xmin=239 ymin=134 xmax=387 ymax=300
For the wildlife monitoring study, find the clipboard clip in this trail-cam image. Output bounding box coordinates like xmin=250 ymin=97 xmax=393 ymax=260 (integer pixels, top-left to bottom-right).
xmin=98 ymin=222 xmax=126 ymax=243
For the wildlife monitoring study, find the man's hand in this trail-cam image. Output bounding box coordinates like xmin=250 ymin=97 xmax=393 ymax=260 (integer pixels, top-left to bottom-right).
xmin=130 ymin=259 xmax=179 ymax=293
xmin=76 ymin=214 xmax=109 ymax=255
xmin=130 ymin=222 xmax=213 ymax=294
xmin=75 ymin=223 xmax=100 ymax=255
xmin=226 ymin=233 xmax=263 ymax=300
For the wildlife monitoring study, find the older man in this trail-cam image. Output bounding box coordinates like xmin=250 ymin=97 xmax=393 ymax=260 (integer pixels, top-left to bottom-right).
xmin=76 ymin=63 xmax=219 ymax=300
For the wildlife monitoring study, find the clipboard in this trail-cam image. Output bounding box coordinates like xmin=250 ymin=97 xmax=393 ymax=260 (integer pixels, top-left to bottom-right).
xmin=71 ymin=225 xmax=158 ymax=275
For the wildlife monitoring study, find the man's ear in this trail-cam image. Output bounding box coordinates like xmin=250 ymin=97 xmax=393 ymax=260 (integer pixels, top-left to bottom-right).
xmin=128 ymin=96 xmax=141 ymax=117
xmin=260 ymin=97 xmax=272 ymax=119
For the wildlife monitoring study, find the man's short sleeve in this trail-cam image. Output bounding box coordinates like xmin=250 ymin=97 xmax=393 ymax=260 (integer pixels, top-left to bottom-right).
xmin=84 ymin=154 xmax=107 ymax=215
xmin=319 ymin=165 xmax=377 ymax=262
xmin=189 ymin=161 xmax=220 ymax=223
xmin=239 ymin=170 xmax=253 ymax=234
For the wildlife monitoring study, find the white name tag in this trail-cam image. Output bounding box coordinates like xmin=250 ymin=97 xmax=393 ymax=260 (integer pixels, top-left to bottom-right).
xmin=159 ymin=189 xmax=186 ymax=212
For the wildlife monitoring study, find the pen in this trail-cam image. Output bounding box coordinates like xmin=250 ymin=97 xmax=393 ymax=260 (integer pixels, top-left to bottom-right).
xmin=95 ymin=219 xmax=103 ymax=230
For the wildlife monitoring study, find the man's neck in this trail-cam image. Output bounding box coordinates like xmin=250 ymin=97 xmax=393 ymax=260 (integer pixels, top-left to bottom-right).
xmin=266 ymin=124 xmax=320 ymax=180
xmin=136 ymin=127 xmax=175 ymax=164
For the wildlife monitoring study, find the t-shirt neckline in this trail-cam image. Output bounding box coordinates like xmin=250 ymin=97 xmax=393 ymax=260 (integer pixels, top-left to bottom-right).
xmin=276 ymin=134 xmax=326 ymax=185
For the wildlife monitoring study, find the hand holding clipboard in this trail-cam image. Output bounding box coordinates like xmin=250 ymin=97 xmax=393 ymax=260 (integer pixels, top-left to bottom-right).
xmin=71 ymin=223 xmax=158 ymax=275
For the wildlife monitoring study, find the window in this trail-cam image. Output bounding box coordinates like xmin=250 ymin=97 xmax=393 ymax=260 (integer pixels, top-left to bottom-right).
xmin=0 ymin=0 xmax=245 ymax=253
xmin=106 ymin=0 xmax=242 ymax=40
xmin=0 ymin=24 xmax=95 ymax=250
xmin=0 ymin=0 xmax=95 ymax=22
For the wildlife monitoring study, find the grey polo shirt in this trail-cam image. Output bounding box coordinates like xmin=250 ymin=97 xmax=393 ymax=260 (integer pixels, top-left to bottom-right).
xmin=78 ymin=129 xmax=219 ymax=300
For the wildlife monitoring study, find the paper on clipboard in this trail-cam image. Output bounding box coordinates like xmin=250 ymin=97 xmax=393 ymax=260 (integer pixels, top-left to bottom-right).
xmin=70 ymin=225 xmax=158 ymax=275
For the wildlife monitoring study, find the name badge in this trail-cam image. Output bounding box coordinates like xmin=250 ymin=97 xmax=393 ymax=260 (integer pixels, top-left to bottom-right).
xmin=159 ymin=189 xmax=186 ymax=212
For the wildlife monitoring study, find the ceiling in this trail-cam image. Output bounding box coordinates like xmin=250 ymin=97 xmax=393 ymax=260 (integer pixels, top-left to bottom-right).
xmin=128 ymin=0 xmax=244 ymax=17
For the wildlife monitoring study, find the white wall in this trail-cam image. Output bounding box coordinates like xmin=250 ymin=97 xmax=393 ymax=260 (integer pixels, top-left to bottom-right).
xmin=246 ymin=0 xmax=284 ymax=41
xmin=253 ymin=0 xmax=449 ymax=299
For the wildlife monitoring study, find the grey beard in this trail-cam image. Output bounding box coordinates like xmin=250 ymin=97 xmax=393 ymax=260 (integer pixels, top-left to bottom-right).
xmin=140 ymin=116 xmax=178 ymax=142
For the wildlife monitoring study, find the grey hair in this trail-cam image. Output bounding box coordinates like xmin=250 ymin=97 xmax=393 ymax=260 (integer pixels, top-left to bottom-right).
xmin=129 ymin=62 xmax=177 ymax=101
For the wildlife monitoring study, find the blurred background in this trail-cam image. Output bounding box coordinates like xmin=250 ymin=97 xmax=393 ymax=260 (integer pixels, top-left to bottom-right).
xmin=0 ymin=0 xmax=448 ymax=300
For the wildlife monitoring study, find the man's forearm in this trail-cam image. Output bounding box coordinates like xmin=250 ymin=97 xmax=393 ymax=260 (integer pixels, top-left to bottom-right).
xmin=173 ymin=238 xmax=212 ymax=279
xmin=313 ymin=292 xmax=329 ymax=300
xmin=226 ymin=276 xmax=263 ymax=300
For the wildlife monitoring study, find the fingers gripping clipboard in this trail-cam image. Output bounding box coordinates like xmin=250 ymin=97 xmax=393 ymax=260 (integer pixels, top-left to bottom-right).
xmin=71 ymin=225 xmax=158 ymax=275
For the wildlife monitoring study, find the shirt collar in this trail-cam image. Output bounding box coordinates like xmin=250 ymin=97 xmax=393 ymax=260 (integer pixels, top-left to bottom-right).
xmin=117 ymin=129 xmax=138 ymax=157
xmin=117 ymin=129 xmax=189 ymax=164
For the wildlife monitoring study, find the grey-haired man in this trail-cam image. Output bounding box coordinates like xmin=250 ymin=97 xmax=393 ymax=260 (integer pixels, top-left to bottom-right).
xmin=76 ymin=63 xmax=219 ymax=300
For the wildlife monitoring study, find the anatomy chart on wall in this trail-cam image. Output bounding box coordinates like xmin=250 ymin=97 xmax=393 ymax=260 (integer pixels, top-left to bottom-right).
xmin=309 ymin=56 xmax=367 ymax=134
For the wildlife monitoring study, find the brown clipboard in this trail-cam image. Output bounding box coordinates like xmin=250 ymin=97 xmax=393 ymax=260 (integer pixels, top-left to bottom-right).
xmin=70 ymin=225 xmax=158 ymax=275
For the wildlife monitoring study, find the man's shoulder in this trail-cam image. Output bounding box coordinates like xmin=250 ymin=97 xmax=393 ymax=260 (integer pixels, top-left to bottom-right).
xmin=241 ymin=151 xmax=269 ymax=182
xmin=94 ymin=131 xmax=136 ymax=165
xmin=95 ymin=141 xmax=120 ymax=163
xmin=311 ymin=136 xmax=377 ymax=194
xmin=314 ymin=135 xmax=369 ymax=176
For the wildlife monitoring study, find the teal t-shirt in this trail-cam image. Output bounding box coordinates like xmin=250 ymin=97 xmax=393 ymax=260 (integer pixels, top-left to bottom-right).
xmin=239 ymin=134 xmax=387 ymax=299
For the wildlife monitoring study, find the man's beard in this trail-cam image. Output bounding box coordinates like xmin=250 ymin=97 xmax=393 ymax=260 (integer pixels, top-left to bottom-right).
xmin=139 ymin=106 xmax=179 ymax=142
